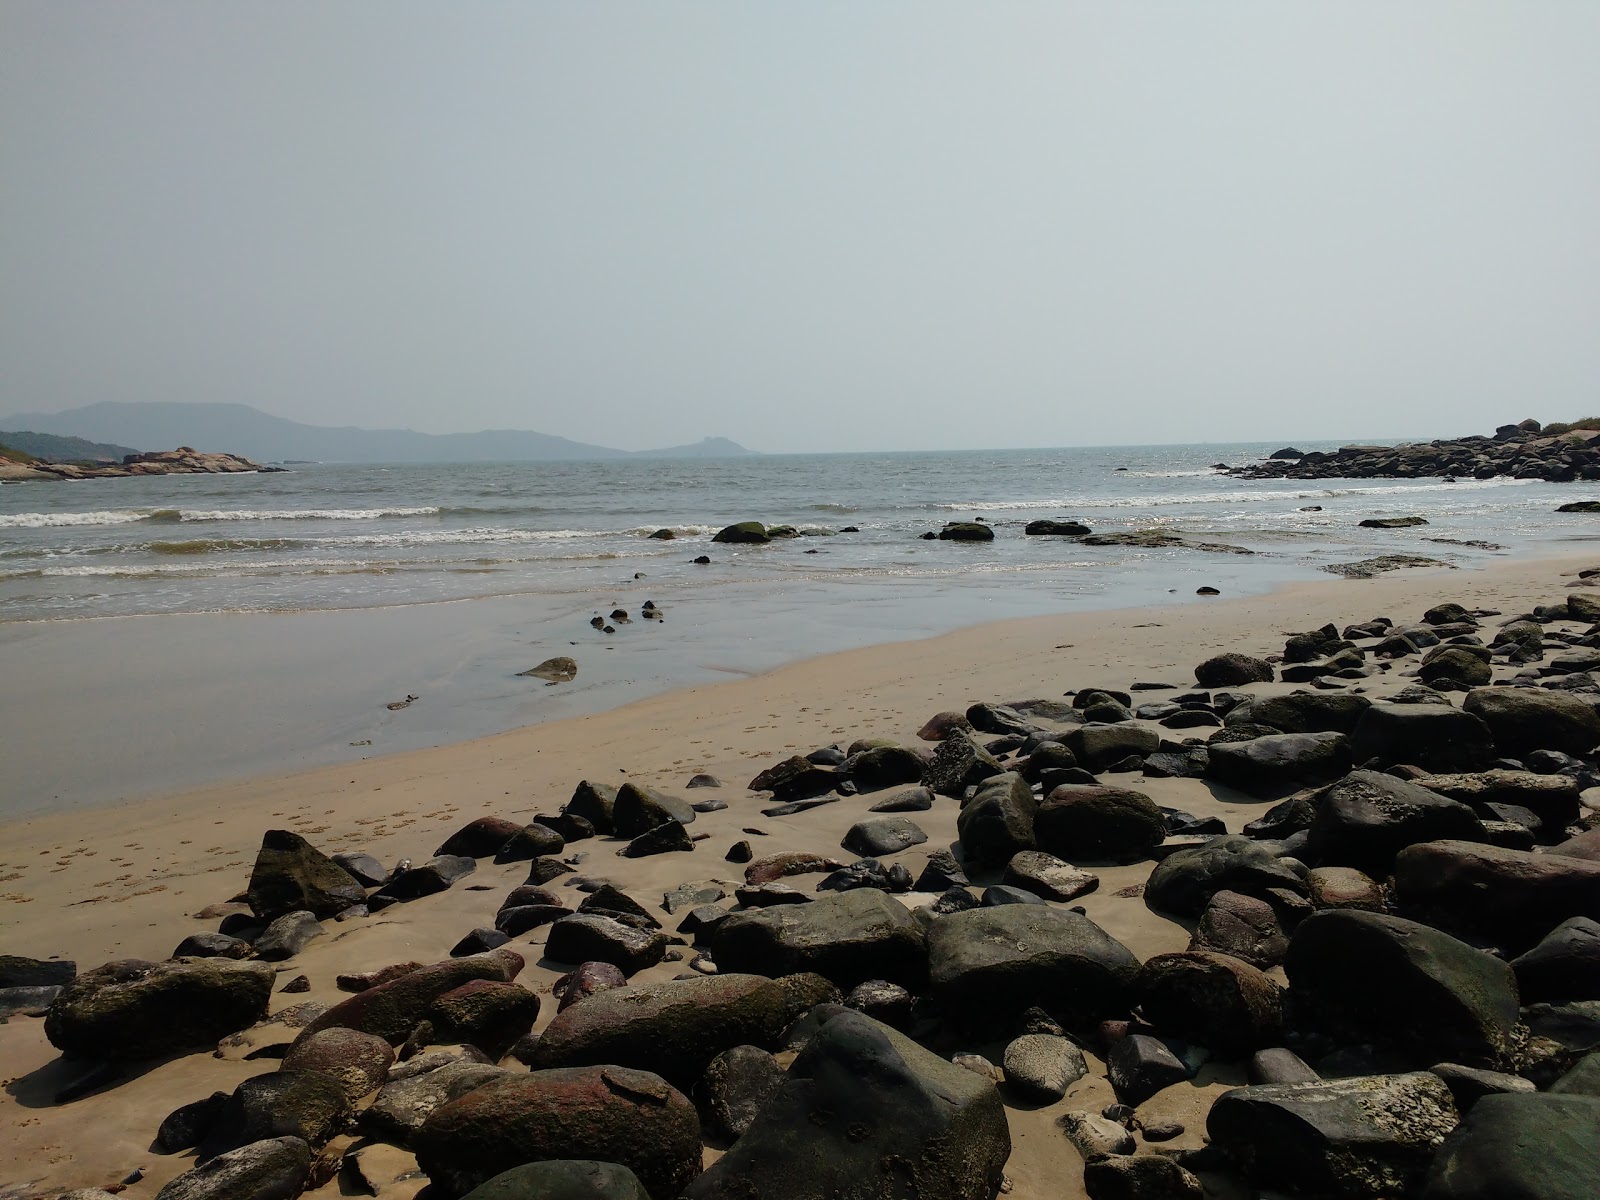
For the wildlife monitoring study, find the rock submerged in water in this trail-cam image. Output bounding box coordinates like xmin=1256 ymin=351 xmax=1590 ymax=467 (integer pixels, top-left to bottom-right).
xmin=518 ymin=656 xmax=577 ymax=683
xmin=937 ymin=521 xmax=995 ymax=541
xmin=1024 ymin=519 xmax=1091 ymax=536
xmin=711 ymin=522 xmax=769 ymax=544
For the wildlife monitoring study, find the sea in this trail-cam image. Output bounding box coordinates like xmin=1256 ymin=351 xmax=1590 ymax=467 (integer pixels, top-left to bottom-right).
xmin=3 ymin=441 xmax=1597 ymax=812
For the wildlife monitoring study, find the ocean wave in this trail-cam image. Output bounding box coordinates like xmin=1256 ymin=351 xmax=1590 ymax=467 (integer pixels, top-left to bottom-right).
xmin=177 ymin=506 xmax=441 ymax=522
xmin=0 ymin=509 xmax=155 ymax=528
xmin=807 ymin=502 xmax=860 ymax=514
xmin=146 ymin=538 xmax=303 ymax=555
xmin=931 ymin=476 xmax=1543 ymax=512
xmin=625 ymin=525 xmax=715 ymax=537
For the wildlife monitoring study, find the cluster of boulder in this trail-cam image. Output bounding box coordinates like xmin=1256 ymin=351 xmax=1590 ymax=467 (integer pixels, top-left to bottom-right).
xmin=17 ymin=587 xmax=1600 ymax=1199
xmin=1225 ymin=419 xmax=1600 ymax=482
xmin=0 ymin=446 xmax=281 ymax=482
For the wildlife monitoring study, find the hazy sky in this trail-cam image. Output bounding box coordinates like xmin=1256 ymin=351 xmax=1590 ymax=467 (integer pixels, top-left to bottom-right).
xmin=3 ymin=4 xmax=1598 ymax=452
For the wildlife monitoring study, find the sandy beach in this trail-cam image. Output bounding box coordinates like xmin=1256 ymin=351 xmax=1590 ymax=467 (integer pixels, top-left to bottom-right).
xmin=2 ymin=548 xmax=1596 ymax=1199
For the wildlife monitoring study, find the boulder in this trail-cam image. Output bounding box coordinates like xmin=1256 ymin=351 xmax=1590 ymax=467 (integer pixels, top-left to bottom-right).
xmin=1285 ymin=910 xmax=1521 ymax=1069
xmin=1144 ymin=836 xmax=1308 ymax=919
xmin=1207 ymin=732 xmax=1353 ymax=797
xmin=1063 ymin=724 xmax=1161 ymax=772
xmin=279 ymin=1027 xmax=394 ymax=1104
xmin=917 ymin=711 xmax=973 ymax=741
xmin=198 ymin=1070 xmax=350 ymax=1160
xmin=545 ymin=916 xmax=667 ymax=977
xmin=712 ymin=521 xmax=770 ymax=543
xmin=682 ymin=1010 xmax=1009 ymax=1200
xmin=612 ymin=784 xmax=696 ymax=839
xmin=1208 ymin=1072 xmax=1458 ymax=1198
xmin=153 ymin=1136 xmax=311 ymax=1200
xmin=1462 ymin=687 xmax=1600 ymax=757
xmin=0 ymin=955 xmax=75 ymax=988
xmin=246 ymin=830 xmax=366 ymax=921
xmin=1034 ymin=784 xmax=1166 ymax=862
xmin=45 ymin=958 xmax=275 ymax=1059
xmin=938 ymin=521 xmax=995 ymax=541
xmin=744 ymin=850 xmax=846 ymax=886
xmin=1138 ymin=951 xmax=1283 ymax=1055
xmin=1190 ymin=890 xmax=1289 ymax=969
xmin=1420 ymin=646 xmax=1493 ymax=689
xmin=429 ymin=980 xmax=542 ymax=1060
xmin=1001 ymin=1033 xmax=1087 ymax=1102
xmin=1305 ymin=770 xmax=1486 ymax=876
xmin=844 ymin=744 xmax=929 ymax=791
xmin=698 ymin=1044 xmax=785 ymax=1141
xmin=1417 ymin=769 xmax=1581 ymax=832
xmin=459 ymin=1161 xmax=651 ymax=1200
xmin=1511 ymin=917 xmax=1600 ymax=1003
xmin=841 ymin=816 xmax=928 ymax=858
xmin=955 ymin=772 xmax=1038 ymax=866
xmin=528 ymin=974 xmax=790 ymax=1089
xmin=1423 ymin=1091 xmax=1600 ymax=1200
xmin=1002 ymin=850 xmax=1099 ymax=902
xmin=492 ymin=823 xmax=566 ymax=863
xmin=1106 ymin=1033 xmax=1188 ymax=1105
xmin=1393 ymin=840 xmax=1600 ymax=950
xmin=565 ymin=781 xmax=620 ymax=835
xmin=1195 ymin=653 xmax=1274 ymax=687
xmin=358 ymin=1059 xmax=509 ymax=1144
xmin=1348 ymin=703 xmax=1497 ymax=773
xmin=376 ymin=855 xmax=477 ymax=901
xmin=292 ymin=948 xmax=524 ymax=1047
xmin=1234 ymin=691 xmax=1372 ymax=735
xmin=921 ymin=730 xmax=1005 ymax=797
xmin=1082 ymin=1156 xmax=1204 ymax=1200
xmin=620 ymin=821 xmax=695 ymax=857
xmin=414 ymin=1066 xmax=702 ymax=1199
xmin=868 ymin=785 xmax=935 ymax=813
xmin=1307 ymin=866 xmax=1385 ymax=912
xmin=1024 ymin=519 xmax=1091 ymax=535
xmin=927 ymin=904 xmax=1140 ymax=1030
xmin=252 ymin=911 xmax=323 ymax=961
xmin=436 ymin=817 xmax=526 ymax=859
xmin=712 ymin=888 xmax=927 ymax=990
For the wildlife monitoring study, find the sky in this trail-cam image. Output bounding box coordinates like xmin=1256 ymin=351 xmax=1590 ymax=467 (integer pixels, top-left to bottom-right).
xmin=2 ymin=3 xmax=1598 ymax=453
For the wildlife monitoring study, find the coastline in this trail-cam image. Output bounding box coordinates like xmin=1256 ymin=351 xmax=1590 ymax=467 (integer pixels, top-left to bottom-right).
xmin=2 ymin=545 xmax=1597 ymax=1197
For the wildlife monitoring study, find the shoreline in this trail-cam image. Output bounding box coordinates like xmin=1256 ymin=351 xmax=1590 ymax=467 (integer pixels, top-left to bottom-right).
xmin=2 ymin=545 xmax=1597 ymax=1197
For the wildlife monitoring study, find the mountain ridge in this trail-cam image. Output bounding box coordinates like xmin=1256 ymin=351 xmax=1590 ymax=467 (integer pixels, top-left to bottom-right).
xmin=0 ymin=402 xmax=757 ymax=463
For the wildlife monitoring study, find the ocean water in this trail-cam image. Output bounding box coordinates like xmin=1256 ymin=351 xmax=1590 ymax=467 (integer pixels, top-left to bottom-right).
xmin=3 ymin=441 xmax=1595 ymax=623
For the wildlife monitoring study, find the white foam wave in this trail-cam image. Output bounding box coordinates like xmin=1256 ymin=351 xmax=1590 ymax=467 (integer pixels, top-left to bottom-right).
xmin=0 ymin=510 xmax=152 ymax=528
xmin=178 ymin=506 xmax=441 ymax=522
xmin=932 ymin=476 xmax=1543 ymax=512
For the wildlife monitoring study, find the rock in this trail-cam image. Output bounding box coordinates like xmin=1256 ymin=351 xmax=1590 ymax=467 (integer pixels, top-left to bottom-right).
xmin=525 ymin=856 xmax=574 ymax=885
xmin=546 ymin=916 xmax=667 ymax=977
xmin=1349 ymin=703 xmax=1497 ymax=773
xmin=329 ymin=852 xmax=388 ymax=887
xmin=955 ymin=771 xmax=1038 ymax=865
xmin=1034 ymin=784 xmax=1166 ymax=862
xmin=1003 ymin=850 xmax=1099 ymax=901
xmin=173 ymin=932 xmax=254 ymax=959
xmin=1462 ymin=686 xmax=1600 ymax=758
xmin=436 ymin=817 xmax=526 ymax=859
xmin=153 ymin=1135 xmax=311 ymax=1200
xmin=428 ymin=980 xmax=541 ymax=1060
xmin=841 ymin=816 xmax=928 ymax=858
xmin=1025 ymin=519 xmax=1091 ymax=535
xmin=45 ymin=958 xmax=275 ymax=1059
xmin=1208 ymin=1072 xmax=1458 ymax=1197
xmin=1360 ymin=516 xmax=1429 ymax=528
xmin=1250 ymin=1046 xmax=1320 ymax=1084
xmin=376 ymin=855 xmax=477 ymax=902
xmin=1307 ymin=866 xmax=1385 ymax=911
xmin=280 ymin=1027 xmax=394 ymax=1104
xmin=928 ymin=904 xmax=1140 ymax=1031
xmin=1106 ymin=1033 xmax=1188 ymax=1105
xmin=492 ymin=823 xmax=566 ymax=863
xmin=293 ymin=949 xmax=523 ymax=1047
xmin=247 ymin=830 xmax=367 ymax=921
xmin=1234 ymin=692 xmax=1374 ymax=736
xmin=1059 ymin=1110 xmax=1136 ymax=1159
xmin=844 ymin=744 xmax=930 ymax=791
xmin=620 ymin=821 xmax=696 ymax=857
xmin=1511 ymin=917 xmax=1600 ymax=1003
xmin=867 ymin=786 xmax=936 ymax=813
xmin=155 ymin=1091 xmax=230 ymax=1154
xmin=744 ymin=851 xmax=846 ymax=886
xmin=683 ymin=1010 xmax=1009 ymax=1200
xmin=1189 ymin=890 xmax=1289 ymax=969
xmin=253 ymin=911 xmax=323 ymax=961
xmin=1422 ymin=1091 xmax=1600 ymax=1199
xmin=517 ymin=656 xmax=578 ymax=683
xmin=414 ymin=1066 xmax=701 ymax=1199
xmin=1137 ymin=951 xmax=1282 ymax=1055
xmin=938 ymin=521 xmax=995 ymax=541
xmin=843 ymin=979 xmax=913 ymax=1029
xmin=612 ymin=784 xmax=696 ymax=839
xmin=1393 ymin=840 xmax=1600 ymax=951
xmin=1419 ymin=770 xmax=1581 ymax=832
xmin=1063 ymin=724 xmax=1161 ymax=773
xmin=1082 ymin=1156 xmax=1204 ymax=1200
xmin=698 ymin=1044 xmax=785 ymax=1142
xmin=0 ymin=954 xmax=76 ymax=988
xmin=1195 ymin=653 xmax=1274 ymax=687
xmin=358 ymin=1060 xmax=509 ymax=1144
xmin=1306 ymin=769 xmax=1487 ymax=876
xmin=749 ymin=754 xmax=839 ymax=801
xmin=1421 ymin=646 xmax=1494 ymax=689
xmin=1002 ymin=1033 xmax=1087 ymax=1102
xmin=198 ymin=1069 xmax=350 ymax=1160
xmin=713 ymin=888 xmax=926 ymax=990
xmin=565 ymin=781 xmax=620 ymax=835
xmin=459 ymin=1160 xmax=651 ymax=1200
xmin=1286 ymin=909 xmax=1521 ymax=1068
xmin=1428 ymin=1063 xmax=1536 ymax=1112
xmin=1207 ymin=732 xmax=1353 ymax=797
xmin=1144 ymin=836 xmax=1308 ymax=919
xmin=449 ymin=928 xmax=510 ymax=958
xmin=712 ymin=521 xmax=770 ymax=543
xmin=529 ymin=974 xmax=788 ymax=1089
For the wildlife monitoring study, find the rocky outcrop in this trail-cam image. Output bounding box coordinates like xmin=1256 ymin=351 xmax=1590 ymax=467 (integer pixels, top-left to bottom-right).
xmin=1223 ymin=421 xmax=1600 ymax=482
xmin=3 ymin=446 xmax=282 ymax=482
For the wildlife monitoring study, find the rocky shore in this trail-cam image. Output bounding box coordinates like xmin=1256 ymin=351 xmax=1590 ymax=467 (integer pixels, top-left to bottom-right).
xmin=1223 ymin=418 xmax=1600 ymax=482
xmin=5 ymin=562 xmax=1600 ymax=1199
xmin=0 ymin=446 xmax=281 ymax=482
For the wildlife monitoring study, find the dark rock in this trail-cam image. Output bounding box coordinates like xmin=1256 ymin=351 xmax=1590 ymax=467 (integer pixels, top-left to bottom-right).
xmin=620 ymin=821 xmax=696 ymax=857
xmin=1082 ymin=1156 xmax=1204 ymax=1200
xmin=565 ymin=781 xmax=620 ymax=836
xmin=1195 ymin=653 xmax=1274 ymax=687
xmin=1208 ymin=1072 xmax=1458 ymax=1197
xmin=844 ymin=744 xmax=930 ymax=791
xmin=252 ymin=911 xmax=323 ymax=962
xmin=867 ymin=785 xmax=935 ymax=813
xmin=450 ymin=928 xmax=511 ymax=957
xmin=45 ymin=959 xmax=274 ymax=1060
xmin=525 ymin=856 xmax=574 ymax=885
xmin=198 ymin=1069 xmax=350 ymax=1160
xmin=292 ymin=948 xmax=524 ymax=1046
xmin=1286 ymin=909 xmax=1521 ymax=1068
xmin=1137 ymin=951 xmax=1282 ymax=1055
xmin=1511 ymin=917 xmax=1600 ymax=1002
xmin=376 ymin=854 xmax=477 ymax=902
xmin=699 ymin=1045 xmax=785 ymax=1142
xmin=927 ymin=904 xmax=1140 ymax=1031
xmin=1418 ymin=769 xmax=1581 ymax=832
xmin=1002 ymin=1033 xmax=1087 ymax=1102
xmin=981 ymin=884 xmax=1047 ymax=906
xmin=1189 ymin=890 xmax=1290 ymax=969
xmin=1144 ymin=835 xmax=1308 ymax=919
xmin=155 ymin=1091 xmax=229 ymax=1154
xmin=1249 ymin=1046 xmax=1319 ymax=1084
xmin=1421 ymin=646 xmax=1494 ymax=689
xmin=1462 ymin=686 xmax=1600 ymax=758
xmin=556 ymin=961 xmax=630 ymax=1013
xmin=915 ymin=847 xmax=970 ymax=891
xmin=1349 ymin=702 xmax=1497 ymax=773
xmin=1306 ymin=769 xmax=1487 ymax=876
xmin=529 ymin=973 xmax=789 ymax=1089
xmin=492 ymin=823 xmax=566 ymax=863
xmin=429 ymin=980 xmax=541 ymax=1060
xmin=1003 ymin=850 xmax=1099 ymax=901
xmin=414 ymin=1065 xmax=702 ymax=1199
xmin=436 ymin=816 xmax=526 ymax=859
xmin=1034 ymin=783 xmax=1165 ymax=862
xmin=939 ymin=521 xmax=995 ymax=541
xmin=744 ymin=850 xmax=846 ymax=886
xmin=1393 ymin=840 xmax=1600 ymax=951
xmin=458 ymin=1161 xmax=651 ymax=1200
xmin=1063 ymin=724 xmax=1161 ymax=772
xmin=1025 ymin=519 xmax=1091 ymax=535
xmin=330 ymin=852 xmax=388 ymax=887
xmin=495 ymin=904 xmax=571 ymax=936
xmin=546 ymin=916 xmax=667 ymax=977
xmin=1428 ymin=1062 xmax=1536 ymax=1112
xmin=536 ymin=812 xmax=596 ymax=843
xmin=0 ymin=955 xmax=76 ymax=989
xmin=922 ymin=730 xmax=1005 ymax=797
xmin=842 ymin=978 xmax=913 ymax=1029
xmin=682 ymin=1010 xmax=1009 ymax=1200
xmin=357 ymin=1059 xmax=509 ymax=1144
xmin=713 ymin=888 xmax=926 ymax=990
xmin=713 ymin=521 xmax=769 ymax=543
xmin=279 ymin=1026 xmax=394 ymax=1104
xmin=841 ymin=816 xmax=928 ymax=858
xmin=612 ymin=784 xmax=696 ymax=839
xmin=1207 ymin=732 xmax=1353 ymax=797
xmin=1307 ymin=865 xmax=1385 ymax=911
xmin=153 ymin=1135 xmax=311 ymax=1200
xmin=174 ymin=932 xmax=253 ymax=959
xmin=1107 ymin=1033 xmax=1188 ymax=1105
xmin=955 ymin=771 xmax=1038 ymax=866
xmin=246 ymin=830 xmax=366 ymax=921
xmin=1423 ymin=1091 xmax=1600 ymax=1199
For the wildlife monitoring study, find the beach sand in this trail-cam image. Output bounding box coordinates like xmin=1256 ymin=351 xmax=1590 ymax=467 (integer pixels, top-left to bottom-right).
xmin=2 ymin=549 xmax=1594 ymax=1198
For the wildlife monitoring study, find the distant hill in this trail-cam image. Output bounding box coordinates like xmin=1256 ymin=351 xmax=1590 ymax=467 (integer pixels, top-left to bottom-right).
xmin=0 ymin=429 xmax=140 ymax=463
xmin=0 ymin=402 xmax=757 ymax=464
